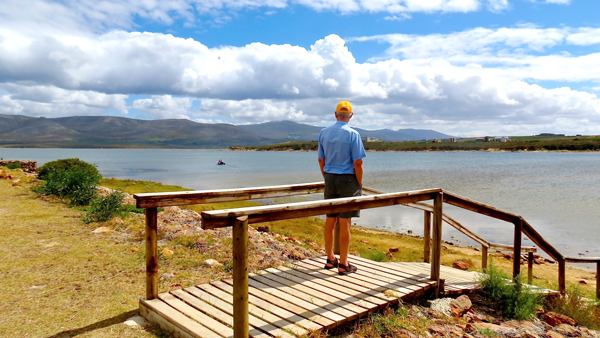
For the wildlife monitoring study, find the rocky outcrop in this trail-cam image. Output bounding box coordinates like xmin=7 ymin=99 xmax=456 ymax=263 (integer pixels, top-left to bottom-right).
xmin=0 ymin=160 xmax=37 ymax=173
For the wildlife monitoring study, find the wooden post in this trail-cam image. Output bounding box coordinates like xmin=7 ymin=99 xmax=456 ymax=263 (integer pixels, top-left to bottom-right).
xmin=558 ymin=259 xmax=566 ymax=294
xmin=513 ymin=219 xmax=522 ymax=280
xmin=431 ymin=192 xmax=443 ymax=297
xmin=424 ymin=211 xmax=431 ymax=263
xmin=145 ymin=207 xmax=158 ymax=300
xmin=596 ymin=262 xmax=599 ymax=300
xmin=333 ymin=218 xmax=340 ymax=255
xmin=232 ymin=216 xmax=249 ymax=338
xmin=481 ymin=246 xmax=488 ymax=272
xmin=527 ymin=252 xmax=533 ymax=284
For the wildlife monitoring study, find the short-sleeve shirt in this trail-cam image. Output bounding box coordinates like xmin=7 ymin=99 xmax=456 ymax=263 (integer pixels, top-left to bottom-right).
xmin=318 ymin=121 xmax=366 ymax=174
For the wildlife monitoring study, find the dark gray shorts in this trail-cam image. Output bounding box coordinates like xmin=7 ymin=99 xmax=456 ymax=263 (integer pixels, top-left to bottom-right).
xmin=324 ymin=173 xmax=361 ymax=218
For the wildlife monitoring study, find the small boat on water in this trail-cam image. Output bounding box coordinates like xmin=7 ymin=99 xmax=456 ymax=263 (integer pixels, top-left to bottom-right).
xmin=217 ymin=159 xmax=226 ymax=165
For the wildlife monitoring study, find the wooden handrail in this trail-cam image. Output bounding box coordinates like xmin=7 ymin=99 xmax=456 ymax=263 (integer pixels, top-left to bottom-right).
xmin=564 ymin=257 xmax=600 ymax=263
xmin=201 ymin=188 xmax=442 ymax=230
xmin=134 ymin=182 xmax=325 ymax=208
xmin=488 ymin=242 xmax=536 ymax=253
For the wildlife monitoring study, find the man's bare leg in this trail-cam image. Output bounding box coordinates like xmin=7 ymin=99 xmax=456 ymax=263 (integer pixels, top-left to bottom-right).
xmin=338 ymin=217 xmax=352 ymax=268
xmin=324 ymin=216 xmax=337 ymax=266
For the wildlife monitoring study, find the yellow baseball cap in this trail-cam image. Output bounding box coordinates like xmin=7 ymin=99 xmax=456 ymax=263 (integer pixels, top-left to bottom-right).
xmin=336 ymin=101 xmax=352 ymax=114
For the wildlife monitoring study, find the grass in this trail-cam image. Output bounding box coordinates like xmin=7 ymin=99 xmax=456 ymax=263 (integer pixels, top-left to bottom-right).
xmin=234 ymin=135 xmax=600 ymax=152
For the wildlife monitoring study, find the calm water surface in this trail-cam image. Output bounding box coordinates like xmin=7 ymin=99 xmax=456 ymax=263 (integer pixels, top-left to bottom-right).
xmin=2 ymin=148 xmax=599 ymax=259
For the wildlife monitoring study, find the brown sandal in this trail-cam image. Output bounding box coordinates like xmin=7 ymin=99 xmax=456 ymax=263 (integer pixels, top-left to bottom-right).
xmin=324 ymin=257 xmax=338 ymax=270
xmin=338 ymin=262 xmax=357 ymax=276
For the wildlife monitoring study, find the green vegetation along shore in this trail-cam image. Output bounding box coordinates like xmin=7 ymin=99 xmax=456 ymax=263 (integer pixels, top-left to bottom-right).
xmin=230 ymin=135 xmax=600 ymax=152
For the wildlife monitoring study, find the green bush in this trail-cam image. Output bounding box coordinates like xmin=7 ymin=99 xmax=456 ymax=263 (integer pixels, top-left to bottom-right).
xmin=6 ymin=162 xmax=21 ymax=169
xmin=547 ymin=286 xmax=600 ymax=329
xmin=34 ymin=158 xmax=101 ymax=206
xmin=478 ymin=262 xmax=543 ymax=320
xmin=83 ymin=191 xmax=124 ymax=223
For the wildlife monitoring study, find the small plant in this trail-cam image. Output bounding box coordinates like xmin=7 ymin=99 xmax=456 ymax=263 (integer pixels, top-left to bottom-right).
xmin=6 ymin=162 xmax=21 ymax=170
xmin=34 ymin=158 xmax=101 ymax=206
xmin=359 ymin=248 xmax=388 ymax=262
xmin=83 ymin=191 xmax=124 ymax=223
xmin=477 ymin=261 xmax=543 ymax=320
xmin=546 ymin=286 xmax=600 ymax=329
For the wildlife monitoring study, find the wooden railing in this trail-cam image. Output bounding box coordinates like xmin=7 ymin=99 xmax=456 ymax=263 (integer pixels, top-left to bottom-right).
xmin=134 ymin=182 xmax=599 ymax=338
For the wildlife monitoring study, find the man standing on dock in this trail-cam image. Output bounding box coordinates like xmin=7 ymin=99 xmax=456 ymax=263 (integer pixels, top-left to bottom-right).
xmin=318 ymin=100 xmax=366 ymax=275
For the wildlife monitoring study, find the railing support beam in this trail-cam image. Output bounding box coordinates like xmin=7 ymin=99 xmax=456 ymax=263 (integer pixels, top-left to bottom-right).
xmin=597 ymin=262 xmax=600 ymax=300
xmin=528 ymin=252 xmax=533 ymax=284
xmin=232 ymin=216 xmax=249 ymax=338
xmin=431 ymin=192 xmax=443 ymax=297
xmin=558 ymin=259 xmax=566 ymax=294
xmin=481 ymin=246 xmax=488 ymax=272
xmin=513 ymin=219 xmax=522 ymax=280
xmin=424 ymin=211 xmax=431 ymax=263
xmin=145 ymin=207 xmax=158 ymax=300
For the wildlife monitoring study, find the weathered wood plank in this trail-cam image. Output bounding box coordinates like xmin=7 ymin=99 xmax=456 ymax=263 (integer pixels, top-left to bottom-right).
xmin=232 ymin=216 xmax=249 ymax=338
xmin=222 ymin=278 xmax=337 ymax=330
xmin=248 ymin=273 xmax=351 ymax=324
xmin=424 ymin=210 xmax=431 ymax=263
xmin=159 ymin=293 xmax=233 ymax=338
xmin=513 ymin=219 xmax=523 ymax=279
xmin=211 ymin=280 xmax=323 ymax=333
xmin=140 ymin=298 xmax=215 ymax=338
xmin=134 ymin=182 xmax=325 ymax=208
xmin=187 ymin=285 xmax=296 ymax=338
xmin=254 ymin=270 xmax=363 ymax=320
xmin=201 ymin=189 xmax=441 ymax=229
xmin=563 ymin=256 xmax=600 ymax=263
xmin=172 ymin=289 xmax=272 ymax=338
xmin=431 ymin=192 xmax=443 ymax=296
xmin=200 ymin=283 xmax=309 ymax=337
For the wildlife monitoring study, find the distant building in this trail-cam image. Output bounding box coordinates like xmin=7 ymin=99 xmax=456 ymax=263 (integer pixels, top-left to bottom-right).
xmin=476 ymin=136 xmax=492 ymax=142
xmin=361 ymin=136 xmax=382 ymax=142
xmin=448 ymin=138 xmax=457 ymax=143
xmin=431 ymin=139 xmax=442 ymax=143
xmin=494 ymin=136 xmax=511 ymax=142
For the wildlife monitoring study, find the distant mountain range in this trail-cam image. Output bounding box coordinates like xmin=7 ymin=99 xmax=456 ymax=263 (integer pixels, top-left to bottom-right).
xmin=0 ymin=114 xmax=453 ymax=148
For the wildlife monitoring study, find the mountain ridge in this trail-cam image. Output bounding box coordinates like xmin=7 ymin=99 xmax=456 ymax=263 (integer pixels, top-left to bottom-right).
xmin=0 ymin=114 xmax=453 ymax=148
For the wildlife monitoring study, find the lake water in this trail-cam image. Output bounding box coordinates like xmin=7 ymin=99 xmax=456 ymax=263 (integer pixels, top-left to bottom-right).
xmin=2 ymin=148 xmax=599 ymax=260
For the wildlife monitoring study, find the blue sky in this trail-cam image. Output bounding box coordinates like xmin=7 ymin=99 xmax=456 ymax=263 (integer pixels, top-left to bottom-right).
xmin=1 ymin=0 xmax=600 ymax=136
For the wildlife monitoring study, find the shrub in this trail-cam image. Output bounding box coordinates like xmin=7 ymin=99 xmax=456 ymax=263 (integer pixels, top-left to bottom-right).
xmin=6 ymin=162 xmax=21 ymax=169
xmin=34 ymin=159 xmax=101 ymax=206
xmin=546 ymin=286 xmax=600 ymax=329
xmin=83 ymin=191 xmax=124 ymax=223
xmin=359 ymin=248 xmax=388 ymax=262
xmin=478 ymin=262 xmax=543 ymax=320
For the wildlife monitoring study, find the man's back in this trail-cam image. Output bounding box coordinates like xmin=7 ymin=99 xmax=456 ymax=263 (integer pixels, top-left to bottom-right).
xmin=318 ymin=121 xmax=364 ymax=174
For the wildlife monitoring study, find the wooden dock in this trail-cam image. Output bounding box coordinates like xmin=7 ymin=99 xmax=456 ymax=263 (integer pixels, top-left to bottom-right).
xmin=140 ymin=255 xmax=486 ymax=338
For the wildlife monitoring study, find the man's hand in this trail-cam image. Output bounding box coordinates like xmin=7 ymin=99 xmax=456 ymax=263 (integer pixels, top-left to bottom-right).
xmin=318 ymin=158 xmax=326 ymax=178
xmin=353 ymin=158 xmax=363 ymax=187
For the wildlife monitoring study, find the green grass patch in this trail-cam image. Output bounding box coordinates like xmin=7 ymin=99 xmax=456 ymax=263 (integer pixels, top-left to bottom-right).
xmin=547 ymin=286 xmax=600 ymax=329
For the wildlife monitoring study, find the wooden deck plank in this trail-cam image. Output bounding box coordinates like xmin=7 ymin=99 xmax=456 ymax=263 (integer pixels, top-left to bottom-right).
xmin=159 ymin=293 xmax=233 ymax=338
xmin=273 ymin=265 xmax=384 ymax=312
xmin=198 ymin=283 xmax=308 ymax=337
xmin=139 ymin=298 xmax=216 ymax=338
xmin=257 ymin=269 xmax=365 ymax=319
xmin=301 ymin=259 xmax=411 ymax=299
xmin=249 ymin=273 xmax=354 ymax=323
xmin=222 ymin=278 xmax=338 ymax=330
xmin=305 ymin=258 xmax=416 ymax=298
xmin=348 ymin=256 xmax=437 ymax=284
xmin=390 ymin=262 xmax=480 ymax=291
xmin=185 ymin=286 xmax=295 ymax=338
xmin=211 ymin=280 xmax=324 ymax=333
xmin=292 ymin=261 xmax=399 ymax=303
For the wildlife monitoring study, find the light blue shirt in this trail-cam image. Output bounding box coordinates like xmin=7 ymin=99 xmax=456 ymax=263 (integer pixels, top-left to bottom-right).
xmin=318 ymin=121 xmax=366 ymax=174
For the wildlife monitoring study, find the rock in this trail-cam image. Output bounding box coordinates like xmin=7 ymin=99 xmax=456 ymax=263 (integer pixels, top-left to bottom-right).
xmin=203 ymin=259 xmax=223 ymax=267
xmin=453 ymin=261 xmax=470 ymax=270
xmin=130 ymin=247 xmax=139 ymax=252
xmin=159 ymin=273 xmax=174 ymax=280
xmin=579 ymin=280 xmax=587 ymax=284
xmin=474 ymin=247 xmax=480 ymax=252
xmin=450 ymin=295 xmax=472 ymax=317
xmin=428 ymin=325 xmax=447 ymax=335
xmin=161 ymin=248 xmax=173 ymax=256
xmin=92 ymin=227 xmax=114 ymax=233
xmin=389 ymin=247 xmax=399 ymax=252
xmin=545 ymin=331 xmax=566 ymax=338
xmin=542 ymin=312 xmax=576 ymax=326
xmin=429 ymin=297 xmax=453 ymax=317
xmin=282 ymin=248 xmax=307 ymax=260
xmin=553 ymin=324 xmax=579 ymax=337
xmin=257 ymin=226 xmax=269 ymax=233
xmin=386 ymin=252 xmax=393 ymax=259
xmin=545 ymin=258 xmax=556 ymax=264
xmin=124 ymin=316 xmax=149 ymax=328
xmin=466 ymin=322 xmax=515 ymax=335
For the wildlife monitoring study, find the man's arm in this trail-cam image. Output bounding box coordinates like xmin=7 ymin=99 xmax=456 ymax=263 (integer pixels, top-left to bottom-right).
xmin=353 ymin=158 xmax=363 ymax=187
xmin=318 ymin=158 xmax=326 ymax=178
